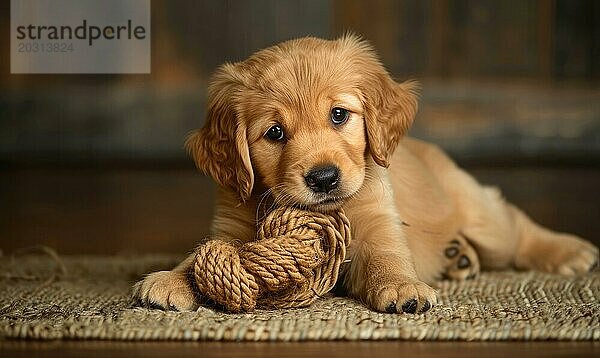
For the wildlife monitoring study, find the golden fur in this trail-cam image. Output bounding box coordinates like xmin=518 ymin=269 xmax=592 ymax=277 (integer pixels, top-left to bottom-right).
xmin=133 ymin=35 xmax=599 ymax=313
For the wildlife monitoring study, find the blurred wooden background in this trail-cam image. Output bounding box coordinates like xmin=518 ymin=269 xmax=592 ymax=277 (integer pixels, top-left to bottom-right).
xmin=1 ymin=0 xmax=598 ymax=164
xmin=0 ymin=0 xmax=598 ymax=254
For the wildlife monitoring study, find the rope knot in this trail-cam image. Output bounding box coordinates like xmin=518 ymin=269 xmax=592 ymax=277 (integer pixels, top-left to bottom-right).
xmin=193 ymin=206 xmax=351 ymax=312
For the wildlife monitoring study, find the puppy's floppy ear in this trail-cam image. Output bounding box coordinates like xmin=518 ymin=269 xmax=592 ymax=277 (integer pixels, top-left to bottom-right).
xmin=185 ymin=63 xmax=254 ymax=202
xmin=362 ymin=67 xmax=419 ymax=167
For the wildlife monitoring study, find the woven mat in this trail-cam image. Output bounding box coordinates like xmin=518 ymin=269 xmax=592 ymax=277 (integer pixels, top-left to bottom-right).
xmin=1 ymin=253 xmax=599 ymax=341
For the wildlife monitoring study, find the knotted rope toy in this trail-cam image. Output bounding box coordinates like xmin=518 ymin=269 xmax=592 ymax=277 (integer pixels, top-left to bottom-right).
xmin=193 ymin=206 xmax=351 ymax=312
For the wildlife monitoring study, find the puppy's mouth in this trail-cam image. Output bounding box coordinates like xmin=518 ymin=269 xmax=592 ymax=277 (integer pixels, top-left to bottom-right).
xmin=305 ymin=194 xmax=349 ymax=212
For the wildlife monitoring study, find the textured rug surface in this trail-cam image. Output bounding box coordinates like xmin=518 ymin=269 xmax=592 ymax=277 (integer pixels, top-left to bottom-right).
xmin=1 ymin=253 xmax=599 ymax=341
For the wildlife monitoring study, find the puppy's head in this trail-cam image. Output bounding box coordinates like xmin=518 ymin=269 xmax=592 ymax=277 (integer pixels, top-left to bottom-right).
xmin=186 ymin=35 xmax=418 ymax=211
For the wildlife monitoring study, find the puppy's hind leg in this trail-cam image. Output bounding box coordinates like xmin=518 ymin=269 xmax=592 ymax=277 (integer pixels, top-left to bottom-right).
xmin=511 ymin=204 xmax=599 ymax=275
xmin=459 ymin=185 xmax=598 ymax=276
xmin=402 ymin=138 xmax=598 ymax=276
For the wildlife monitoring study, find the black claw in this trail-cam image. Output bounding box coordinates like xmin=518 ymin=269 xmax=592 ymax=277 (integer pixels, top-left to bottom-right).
xmin=420 ymin=300 xmax=431 ymax=313
xmin=148 ymin=302 xmax=164 ymax=310
xmin=457 ymin=255 xmax=471 ymax=269
xmin=445 ymin=247 xmax=459 ymax=258
xmin=401 ymin=299 xmax=418 ymax=314
xmin=466 ymin=272 xmax=477 ymax=280
xmin=386 ymin=301 xmax=397 ymax=313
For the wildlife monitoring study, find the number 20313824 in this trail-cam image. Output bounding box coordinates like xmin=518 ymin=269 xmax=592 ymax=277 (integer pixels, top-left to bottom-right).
xmin=17 ymin=42 xmax=74 ymax=53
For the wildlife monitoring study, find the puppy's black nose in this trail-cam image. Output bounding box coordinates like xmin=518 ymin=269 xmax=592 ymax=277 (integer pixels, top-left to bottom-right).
xmin=305 ymin=165 xmax=340 ymax=193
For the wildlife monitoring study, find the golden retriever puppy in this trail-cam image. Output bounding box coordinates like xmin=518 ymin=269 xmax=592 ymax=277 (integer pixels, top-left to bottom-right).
xmin=133 ymin=35 xmax=599 ymax=314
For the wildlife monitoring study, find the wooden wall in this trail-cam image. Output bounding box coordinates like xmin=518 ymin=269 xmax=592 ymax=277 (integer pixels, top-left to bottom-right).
xmin=1 ymin=0 xmax=598 ymax=164
xmin=2 ymin=0 xmax=598 ymax=84
xmin=333 ymin=0 xmax=599 ymax=79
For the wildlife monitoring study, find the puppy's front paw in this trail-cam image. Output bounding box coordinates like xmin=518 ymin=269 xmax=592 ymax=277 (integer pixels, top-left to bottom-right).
xmin=366 ymin=278 xmax=437 ymax=314
xmin=132 ymin=270 xmax=198 ymax=311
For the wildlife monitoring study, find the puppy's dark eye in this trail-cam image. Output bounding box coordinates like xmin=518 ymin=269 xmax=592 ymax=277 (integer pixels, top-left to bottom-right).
xmin=331 ymin=107 xmax=349 ymax=125
xmin=265 ymin=124 xmax=284 ymax=141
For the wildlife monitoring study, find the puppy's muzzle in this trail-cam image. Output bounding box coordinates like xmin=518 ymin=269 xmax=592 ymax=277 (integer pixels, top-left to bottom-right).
xmin=304 ymin=165 xmax=340 ymax=194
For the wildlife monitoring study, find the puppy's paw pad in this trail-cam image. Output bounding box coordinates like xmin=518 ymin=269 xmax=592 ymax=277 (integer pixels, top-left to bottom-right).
xmin=442 ymin=233 xmax=480 ymax=281
xmin=369 ymin=279 xmax=437 ymax=314
xmin=132 ymin=270 xmax=198 ymax=311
